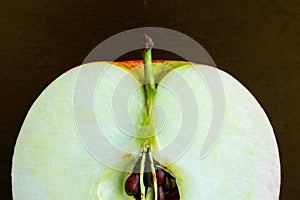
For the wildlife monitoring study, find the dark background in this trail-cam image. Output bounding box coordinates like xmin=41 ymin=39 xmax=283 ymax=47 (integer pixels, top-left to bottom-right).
xmin=1 ymin=0 xmax=299 ymax=199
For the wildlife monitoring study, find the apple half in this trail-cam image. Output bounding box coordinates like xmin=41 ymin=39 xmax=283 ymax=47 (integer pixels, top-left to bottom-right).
xmin=12 ymin=60 xmax=280 ymax=199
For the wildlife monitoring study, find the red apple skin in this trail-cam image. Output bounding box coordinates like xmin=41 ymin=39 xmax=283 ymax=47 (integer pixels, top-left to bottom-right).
xmin=111 ymin=60 xmax=190 ymax=70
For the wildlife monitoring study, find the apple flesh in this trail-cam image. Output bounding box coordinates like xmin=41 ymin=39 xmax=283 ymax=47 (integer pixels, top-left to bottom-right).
xmin=12 ymin=61 xmax=280 ymax=199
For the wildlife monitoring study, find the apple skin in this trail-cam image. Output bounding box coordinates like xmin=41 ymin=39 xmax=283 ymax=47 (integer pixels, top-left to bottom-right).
xmin=12 ymin=60 xmax=280 ymax=200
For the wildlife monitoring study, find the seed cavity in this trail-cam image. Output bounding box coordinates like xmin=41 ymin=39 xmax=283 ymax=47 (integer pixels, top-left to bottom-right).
xmin=124 ymin=147 xmax=180 ymax=200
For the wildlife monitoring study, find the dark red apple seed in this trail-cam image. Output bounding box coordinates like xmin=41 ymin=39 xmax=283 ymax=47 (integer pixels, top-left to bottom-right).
xmin=163 ymin=176 xmax=172 ymax=192
xmin=166 ymin=186 xmax=180 ymax=200
xmin=156 ymin=169 xmax=165 ymax=185
xmin=125 ymin=173 xmax=140 ymax=196
xmin=134 ymin=192 xmax=141 ymax=200
xmin=158 ymin=186 xmax=165 ymax=200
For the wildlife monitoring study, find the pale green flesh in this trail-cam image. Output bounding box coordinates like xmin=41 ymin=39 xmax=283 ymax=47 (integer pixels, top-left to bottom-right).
xmin=12 ymin=63 xmax=145 ymax=199
xmin=154 ymin=65 xmax=280 ymax=199
xmin=12 ymin=66 xmax=101 ymax=199
xmin=12 ymin=62 xmax=280 ymax=200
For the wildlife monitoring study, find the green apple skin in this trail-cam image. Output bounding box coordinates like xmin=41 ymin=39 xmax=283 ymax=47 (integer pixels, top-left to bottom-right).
xmin=12 ymin=61 xmax=280 ymax=200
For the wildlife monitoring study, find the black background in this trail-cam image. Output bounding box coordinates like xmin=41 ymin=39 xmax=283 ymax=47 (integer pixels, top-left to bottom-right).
xmin=1 ymin=0 xmax=299 ymax=199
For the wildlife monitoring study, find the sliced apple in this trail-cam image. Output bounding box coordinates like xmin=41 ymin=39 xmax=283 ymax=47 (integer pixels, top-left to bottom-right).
xmin=12 ymin=60 xmax=280 ymax=199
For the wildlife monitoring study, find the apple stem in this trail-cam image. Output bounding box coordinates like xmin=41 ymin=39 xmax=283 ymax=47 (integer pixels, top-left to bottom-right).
xmin=142 ymin=34 xmax=155 ymax=90
xmin=142 ymin=34 xmax=156 ymax=114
